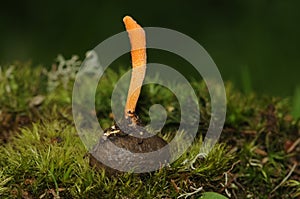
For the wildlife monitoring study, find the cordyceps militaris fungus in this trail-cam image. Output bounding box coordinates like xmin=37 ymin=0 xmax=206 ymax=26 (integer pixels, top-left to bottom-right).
xmin=89 ymin=16 xmax=169 ymax=175
xmin=123 ymin=16 xmax=146 ymax=122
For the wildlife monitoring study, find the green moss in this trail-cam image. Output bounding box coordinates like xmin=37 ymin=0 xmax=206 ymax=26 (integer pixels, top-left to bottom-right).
xmin=0 ymin=58 xmax=299 ymax=198
xmin=0 ymin=63 xmax=46 ymax=112
xmin=0 ymin=119 xmax=235 ymax=198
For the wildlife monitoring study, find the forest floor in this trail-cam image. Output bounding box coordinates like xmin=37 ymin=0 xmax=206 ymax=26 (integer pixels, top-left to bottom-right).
xmin=0 ymin=57 xmax=299 ymax=198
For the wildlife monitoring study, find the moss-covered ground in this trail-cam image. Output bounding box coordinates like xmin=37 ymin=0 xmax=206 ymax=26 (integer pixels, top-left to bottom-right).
xmin=0 ymin=56 xmax=299 ymax=198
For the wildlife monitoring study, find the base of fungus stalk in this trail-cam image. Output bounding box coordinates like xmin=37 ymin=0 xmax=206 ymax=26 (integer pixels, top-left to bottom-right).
xmin=89 ymin=115 xmax=169 ymax=175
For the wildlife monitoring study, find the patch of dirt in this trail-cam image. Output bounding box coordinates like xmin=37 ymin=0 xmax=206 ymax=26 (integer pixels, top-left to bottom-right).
xmin=261 ymin=104 xmax=279 ymax=133
xmin=0 ymin=110 xmax=32 ymax=144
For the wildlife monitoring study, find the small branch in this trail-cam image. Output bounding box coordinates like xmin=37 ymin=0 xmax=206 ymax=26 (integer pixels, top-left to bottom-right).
xmin=177 ymin=186 xmax=203 ymax=199
xmin=171 ymin=179 xmax=180 ymax=193
xmin=287 ymin=137 xmax=300 ymax=153
xmin=270 ymin=162 xmax=297 ymax=194
xmin=219 ymin=172 xmax=237 ymax=195
xmin=226 ymin=160 xmax=241 ymax=173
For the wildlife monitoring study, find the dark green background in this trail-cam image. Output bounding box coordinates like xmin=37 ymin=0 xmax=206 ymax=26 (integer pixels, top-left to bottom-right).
xmin=1 ymin=0 xmax=299 ymax=96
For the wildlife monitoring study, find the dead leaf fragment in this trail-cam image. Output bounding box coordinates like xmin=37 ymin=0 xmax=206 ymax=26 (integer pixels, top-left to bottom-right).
xmin=29 ymin=95 xmax=45 ymax=108
xmin=254 ymin=148 xmax=268 ymax=156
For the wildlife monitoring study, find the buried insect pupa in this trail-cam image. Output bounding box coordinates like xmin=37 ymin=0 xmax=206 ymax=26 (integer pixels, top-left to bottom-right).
xmin=89 ymin=16 xmax=169 ymax=175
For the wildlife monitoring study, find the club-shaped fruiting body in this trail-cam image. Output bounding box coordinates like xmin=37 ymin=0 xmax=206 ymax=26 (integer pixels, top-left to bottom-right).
xmin=89 ymin=16 xmax=169 ymax=174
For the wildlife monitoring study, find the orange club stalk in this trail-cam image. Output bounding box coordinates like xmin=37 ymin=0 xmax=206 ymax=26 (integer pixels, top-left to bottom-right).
xmin=123 ymin=16 xmax=147 ymax=122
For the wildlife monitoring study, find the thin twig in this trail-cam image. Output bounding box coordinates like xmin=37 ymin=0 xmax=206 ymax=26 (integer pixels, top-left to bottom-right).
xmin=287 ymin=137 xmax=300 ymax=153
xmin=219 ymin=173 xmax=238 ymax=193
xmin=171 ymin=179 xmax=180 ymax=193
xmin=226 ymin=160 xmax=241 ymax=173
xmin=270 ymin=162 xmax=297 ymax=194
xmin=177 ymin=186 xmax=203 ymax=199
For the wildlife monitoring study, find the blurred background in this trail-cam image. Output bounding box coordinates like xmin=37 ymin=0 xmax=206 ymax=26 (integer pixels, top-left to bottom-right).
xmin=0 ymin=0 xmax=299 ymax=97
